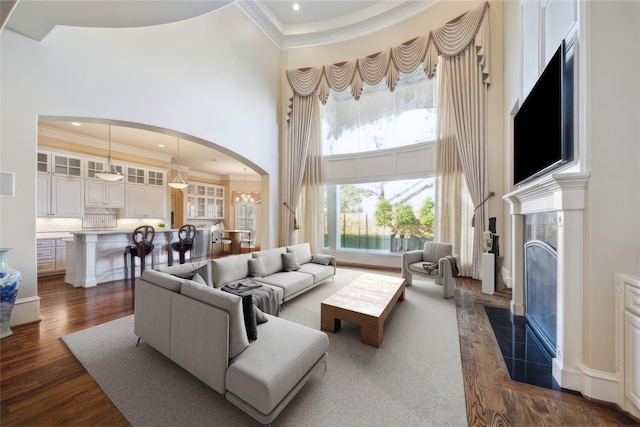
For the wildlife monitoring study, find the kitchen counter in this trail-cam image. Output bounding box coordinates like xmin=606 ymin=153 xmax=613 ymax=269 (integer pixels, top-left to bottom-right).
xmin=65 ymin=228 xmax=211 ymax=287
xmin=37 ymin=232 xmax=74 ymax=239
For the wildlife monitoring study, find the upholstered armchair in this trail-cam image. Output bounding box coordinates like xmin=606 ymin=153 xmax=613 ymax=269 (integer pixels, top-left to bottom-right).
xmin=401 ymin=242 xmax=458 ymax=299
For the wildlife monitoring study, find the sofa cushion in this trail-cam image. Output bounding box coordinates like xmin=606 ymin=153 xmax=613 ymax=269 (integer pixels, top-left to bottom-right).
xmin=211 ymin=254 xmax=252 ymax=287
xmin=311 ymin=254 xmax=332 ymax=265
xmin=252 ymin=247 xmax=286 ymax=276
xmin=255 ymin=271 xmax=313 ymax=299
xmin=248 ymin=258 xmax=267 ymax=278
xmin=180 ymin=281 xmax=249 ymax=358
xmin=297 ymin=263 xmax=334 ymax=284
xmin=285 ymin=243 xmax=313 ymax=265
xmin=282 ymin=252 xmax=300 ymax=272
xmin=226 ymin=315 xmax=329 ymax=416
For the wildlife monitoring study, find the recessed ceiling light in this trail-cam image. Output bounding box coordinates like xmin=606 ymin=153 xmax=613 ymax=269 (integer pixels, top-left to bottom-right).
xmin=293 ymin=2 xmax=299 ymax=11
xmin=158 ymin=144 xmax=165 ymax=148
xmin=71 ymin=122 xmax=82 ymax=126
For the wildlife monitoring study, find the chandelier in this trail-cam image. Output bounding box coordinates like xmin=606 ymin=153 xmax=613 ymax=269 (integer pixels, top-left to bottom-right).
xmin=235 ymin=168 xmax=255 ymax=204
xmin=168 ymin=137 xmax=189 ymax=189
xmin=96 ymin=125 xmax=124 ymax=181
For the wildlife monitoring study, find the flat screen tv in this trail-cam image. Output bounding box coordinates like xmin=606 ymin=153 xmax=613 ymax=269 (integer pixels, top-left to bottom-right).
xmin=513 ymin=39 xmax=574 ymax=186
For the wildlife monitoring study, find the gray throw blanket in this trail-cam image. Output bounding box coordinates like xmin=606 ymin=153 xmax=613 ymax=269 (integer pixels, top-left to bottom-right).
xmin=222 ymin=281 xmax=280 ymax=316
xmin=444 ymin=255 xmax=459 ymax=277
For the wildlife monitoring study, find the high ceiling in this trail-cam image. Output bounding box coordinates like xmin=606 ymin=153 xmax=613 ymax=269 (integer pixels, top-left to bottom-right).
xmin=3 ymin=0 xmax=433 ymax=178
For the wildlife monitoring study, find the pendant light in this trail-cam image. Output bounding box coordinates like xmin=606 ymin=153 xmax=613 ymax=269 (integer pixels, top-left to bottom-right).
xmin=96 ymin=125 xmax=124 ymax=181
xmin=168 ymin=137 xmax=189 ymax=189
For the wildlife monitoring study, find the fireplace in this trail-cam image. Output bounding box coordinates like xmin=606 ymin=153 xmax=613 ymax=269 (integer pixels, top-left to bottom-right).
xmin=524 ymin=239 xmax=557 ymax=356
xmin=504 ymin=172 xmax=589 ymax=391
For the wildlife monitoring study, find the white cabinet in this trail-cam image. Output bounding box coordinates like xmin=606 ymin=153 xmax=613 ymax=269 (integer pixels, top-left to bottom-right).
xmin=37 ymin=239 xmax=67 ymax=276
xmin=125 ymin=166 xmax=167 ymax=218
xmin=85 ymin=180 xmax=125 ymax=207
xmin=187 ymin=183 xmax=224 ymax=219
xmin=126 ymin=185 xmax=166 ymax=218
xmin=84 ymin=159 xmax=125 ymax=207
xmin=615 ymin=273 xmax=640 ymax=419
xmin=37 ymin=175 xmax=84 ymax=218
xmin=37 ymin=151 xmax=84 ymax=218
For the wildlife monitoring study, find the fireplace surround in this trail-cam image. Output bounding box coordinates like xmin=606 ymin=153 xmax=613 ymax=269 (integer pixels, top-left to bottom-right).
xmin=504 ymin=172 xmax=589 ymax=391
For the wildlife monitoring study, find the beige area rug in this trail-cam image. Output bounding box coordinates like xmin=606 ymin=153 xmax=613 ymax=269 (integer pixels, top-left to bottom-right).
xmin=62 ymin=268 xmax=467 ymax=426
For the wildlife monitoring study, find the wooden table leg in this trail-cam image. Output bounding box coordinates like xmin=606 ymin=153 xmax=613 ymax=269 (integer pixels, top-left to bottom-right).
xmin=361 ymin=318 xmax=383 ymax=347
xmin=321 ymin=305 xmax=341 ymax=333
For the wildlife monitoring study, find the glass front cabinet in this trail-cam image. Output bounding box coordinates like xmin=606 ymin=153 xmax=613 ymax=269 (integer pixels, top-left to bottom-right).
xmin=187 ymin=183 xmax=224 ymax=220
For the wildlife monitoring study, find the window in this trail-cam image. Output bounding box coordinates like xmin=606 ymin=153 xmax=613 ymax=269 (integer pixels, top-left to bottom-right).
xmin=322 ymin=68 xmax=437 ymax=253
xmin=322 ymin=66 xmax=435 ymax=155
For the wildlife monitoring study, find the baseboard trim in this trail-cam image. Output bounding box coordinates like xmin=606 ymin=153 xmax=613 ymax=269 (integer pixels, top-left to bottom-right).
xmin=10 ymin=295 xmax=41 ymax=326
xmin=578 ymin=362 xmax=618 ymax=403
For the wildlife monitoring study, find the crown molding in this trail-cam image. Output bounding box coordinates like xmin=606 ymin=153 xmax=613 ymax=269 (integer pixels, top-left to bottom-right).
xmin=235 ymin=1 xmax=437 ymax=50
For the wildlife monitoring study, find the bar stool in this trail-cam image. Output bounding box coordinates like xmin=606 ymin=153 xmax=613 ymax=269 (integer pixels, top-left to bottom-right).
xmin=124 ymin=225 xmax=155 ymax=279
xmin=170 ymin=224 xmax=196 ymax=265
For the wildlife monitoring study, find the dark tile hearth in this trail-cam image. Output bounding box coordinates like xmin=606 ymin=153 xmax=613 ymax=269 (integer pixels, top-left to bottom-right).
xmin=484 ymin=305 xmax=580 ymax=394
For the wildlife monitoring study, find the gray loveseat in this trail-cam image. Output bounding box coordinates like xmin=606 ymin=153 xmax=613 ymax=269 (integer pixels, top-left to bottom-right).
xmin=134 ymin=269 xmax=329 ymax=424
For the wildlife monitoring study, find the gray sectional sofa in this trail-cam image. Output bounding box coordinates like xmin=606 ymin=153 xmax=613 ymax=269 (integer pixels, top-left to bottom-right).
xmin=134 ymin=242 xmax=335 ymax=424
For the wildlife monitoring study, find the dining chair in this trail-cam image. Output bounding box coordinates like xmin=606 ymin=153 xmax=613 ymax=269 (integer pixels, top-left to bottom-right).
xmin=211 ymin=229 xmax=231 ymax=257
xmin=240 ymin=229 xmax=256 ymax=252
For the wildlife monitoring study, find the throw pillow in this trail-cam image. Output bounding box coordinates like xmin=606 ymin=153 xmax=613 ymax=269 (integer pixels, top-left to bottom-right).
xmin=282 ymin=252 xmax=301 ymax=272
xmin=191 ymin=272 xmax=207 ymax=285
xmin=241 ymin=295 xmax=258 ymax=341
xmin=171 ymin=271 xmax=195 ymax=280
xmin=248 ymin=258 xmax=267 ymax=278
xmin=192 ymin=263 xmax=211 ymax=286
xmin=311 ymin=254 xmax=332 ymax=265
xmin=254 ymin=306 xmax=268 ymax=324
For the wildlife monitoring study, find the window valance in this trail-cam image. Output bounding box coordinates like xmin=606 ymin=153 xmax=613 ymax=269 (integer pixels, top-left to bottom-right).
xmin=286 ymin=1 xmax=490 ymax=122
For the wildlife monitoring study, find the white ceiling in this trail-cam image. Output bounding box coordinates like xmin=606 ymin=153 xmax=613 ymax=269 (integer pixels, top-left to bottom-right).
xmin=4 ymin=0 xmax=433 ymax=178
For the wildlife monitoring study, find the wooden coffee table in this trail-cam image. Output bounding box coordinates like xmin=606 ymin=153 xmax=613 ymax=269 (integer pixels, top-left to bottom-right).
xmin=320 ymin=273 xmax=405 ymax=347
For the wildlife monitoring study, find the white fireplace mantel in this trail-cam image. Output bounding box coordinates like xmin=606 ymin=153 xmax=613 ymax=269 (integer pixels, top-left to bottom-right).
xmin=503 ymin=171 xmax=590 ymax=391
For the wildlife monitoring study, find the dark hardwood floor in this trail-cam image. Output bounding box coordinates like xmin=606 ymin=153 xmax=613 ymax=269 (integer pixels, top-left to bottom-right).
xmin=1 ymin=269 xmax=638 ymax=426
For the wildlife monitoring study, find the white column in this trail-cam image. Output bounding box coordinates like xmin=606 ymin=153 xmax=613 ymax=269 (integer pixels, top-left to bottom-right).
xmin=81 ymin=234 xmax=98 ymax=288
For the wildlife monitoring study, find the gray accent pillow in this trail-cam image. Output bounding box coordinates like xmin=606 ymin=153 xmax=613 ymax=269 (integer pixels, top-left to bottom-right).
xmin=192 ymin=272 xmax=207 ymax=285
xmin=282 ymin=252 xmax=301 ymax=272
xmin=311 ymin=254 xmax=332 ymax=265
xmin=254 ymin=306 xmax=268 ymax=324
xmin=248 ymin=258 xmax=267 ymax=278
xmin=171 ymin=271 xmax=195 ymax=280
xmin=192 ymin=263 xmax=211 ymax=286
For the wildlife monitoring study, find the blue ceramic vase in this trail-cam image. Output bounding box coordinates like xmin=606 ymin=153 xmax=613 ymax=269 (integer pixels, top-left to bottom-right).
xmin=1 ymin=248 xmax=22 ymax=338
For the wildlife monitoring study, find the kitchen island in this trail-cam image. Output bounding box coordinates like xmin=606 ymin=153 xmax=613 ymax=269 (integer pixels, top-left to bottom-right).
xmin=65 ymin=228 xmax=211 ymax=287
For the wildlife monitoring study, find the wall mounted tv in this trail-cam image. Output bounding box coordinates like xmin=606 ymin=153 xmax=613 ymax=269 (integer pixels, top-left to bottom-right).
xmin=513 ymin=39 xmax=574 ymax=186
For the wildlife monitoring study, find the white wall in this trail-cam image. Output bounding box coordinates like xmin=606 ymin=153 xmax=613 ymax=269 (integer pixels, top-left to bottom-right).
xmin=503 ymin=0 xmax=640 ymax=398
xmin=0 ymin=5 xmax=281 ymax=325
xmin=583 ymin=0 xmax=640 ymax=371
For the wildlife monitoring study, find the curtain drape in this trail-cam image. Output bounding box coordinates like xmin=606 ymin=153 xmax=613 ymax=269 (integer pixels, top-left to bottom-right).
xmin=281 ymin=93 xmax=316 ymax=245
xmin=284 ymin=2 xmax=490 ymax=275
